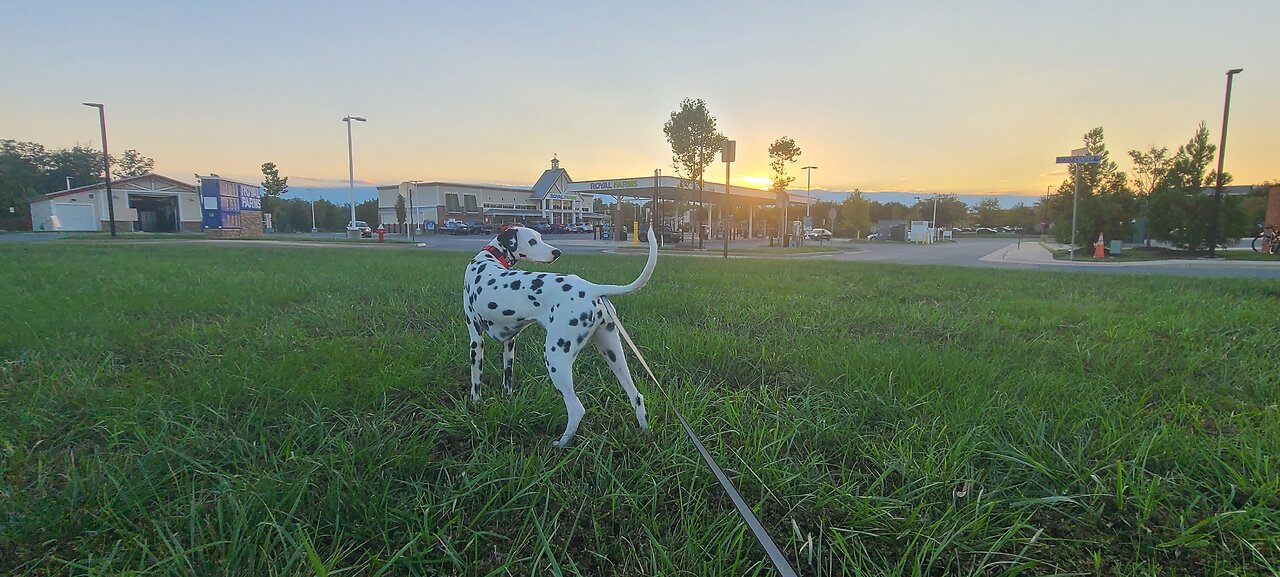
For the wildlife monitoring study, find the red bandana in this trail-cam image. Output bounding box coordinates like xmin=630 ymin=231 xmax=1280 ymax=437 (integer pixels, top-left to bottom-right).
xmin=483 ymin=245 xmax=512 ymax=269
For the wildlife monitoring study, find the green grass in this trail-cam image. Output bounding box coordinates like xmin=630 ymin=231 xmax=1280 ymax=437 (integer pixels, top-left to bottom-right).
xmin=2 ymin=243 xmax=1278 ymax=576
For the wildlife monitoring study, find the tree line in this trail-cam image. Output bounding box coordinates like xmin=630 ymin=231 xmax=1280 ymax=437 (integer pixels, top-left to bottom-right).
xmin=662 ymin=99 xmax=1273 ymax=250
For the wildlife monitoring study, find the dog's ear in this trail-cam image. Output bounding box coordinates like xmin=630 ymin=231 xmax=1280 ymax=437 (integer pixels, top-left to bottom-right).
xmin=497 ymin=229 xmax=519 ymax=253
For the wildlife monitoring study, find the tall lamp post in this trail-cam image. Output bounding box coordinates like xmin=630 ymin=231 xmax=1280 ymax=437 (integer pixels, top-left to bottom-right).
xmin=343 ymin=115 xmax=366 ymax=237
xmin=1208 ymin=68 xmax=1243 ymax=259
xmin=82 ymin=103 xmax=116 ymax=238
xmin=801 ymin=166 xmax=818 ymax=223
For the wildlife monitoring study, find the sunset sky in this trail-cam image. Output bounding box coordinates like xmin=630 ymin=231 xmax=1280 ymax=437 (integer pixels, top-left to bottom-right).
xmin=3 ymin=0 xmax=1277 ymax=196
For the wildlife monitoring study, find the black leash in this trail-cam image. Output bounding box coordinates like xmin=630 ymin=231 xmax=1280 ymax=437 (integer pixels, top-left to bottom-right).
xmin=615 ymin=318 xmax=799 ymax=577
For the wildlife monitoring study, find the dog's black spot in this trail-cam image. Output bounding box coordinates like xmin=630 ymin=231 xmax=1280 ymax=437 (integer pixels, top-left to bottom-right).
xmin=476 ymin=287 xmax=483 ymax=294
xmin=528 ymin=295 xmax=537 ymax=301
xmin=550 ymin=366 xmax=557 ymax=373
xmin=562 ymin=284 xmax=572 ymax=292
xmin=579 ymin=312 xmax=592 ymax=325
xmin=537 ymin=273 xmax=547 ymax=278
xmin=474 ymin=275 xmax=481 ymax=284
xmin=578 ymin=291 xmax=585 ymax=298
xmin=471 ymin=341 xmax=477 ymax=349
xmin=605 ymin=322 xmax=616 ymax=332
xmin=487 ymin=279 xmax=496 ymax=286
xmin=577 ymin=334 xmax=586 ymax=344
xmin=569 ymin=318 xmax=578 ymax=326
xmin=606 ymin=349 xmax=617 ymax=362
xmin=477 ymin=264 xmax=487 ymax=273
xmin=549 ymin=316 xmax=555 ymax=323
xmin=530 ymin=278 xmax=544 ymax=290
xmin=488 ymin=302 xmax=498 ymax=310
xmin=528 ymin=238 xmax=537 ymax=246
xmin=502 ymin=309 xmax=515 ymax=316
xmin=509 ymin=280 xmax=521 ymax=290
xmin=555 ymin=276 xmax=565 ymax=283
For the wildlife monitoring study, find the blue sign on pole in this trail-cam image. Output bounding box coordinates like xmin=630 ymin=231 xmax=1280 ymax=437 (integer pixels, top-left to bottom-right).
xmin=1055 ymin=155 xmax=1103 ymax=164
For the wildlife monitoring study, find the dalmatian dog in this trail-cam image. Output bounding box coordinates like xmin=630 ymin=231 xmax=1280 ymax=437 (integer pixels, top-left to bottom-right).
xmin=463 ymin=225 xmax=659 ymax=447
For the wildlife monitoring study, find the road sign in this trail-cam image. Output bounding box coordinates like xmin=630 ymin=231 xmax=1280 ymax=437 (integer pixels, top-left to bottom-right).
xmin=1056 ymin=155 xmax=1102 ymax=164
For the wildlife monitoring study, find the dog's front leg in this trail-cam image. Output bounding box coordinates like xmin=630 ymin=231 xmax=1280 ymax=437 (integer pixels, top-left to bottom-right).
xmin=502 ymin=338 xmax=516 ymax=397
xmin=468 ymin=321 xmax=485 ymax=402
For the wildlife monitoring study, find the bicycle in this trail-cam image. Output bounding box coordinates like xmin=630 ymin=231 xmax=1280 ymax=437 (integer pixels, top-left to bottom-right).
xmin=1252 ymin=226 xmax=1279 ymax=255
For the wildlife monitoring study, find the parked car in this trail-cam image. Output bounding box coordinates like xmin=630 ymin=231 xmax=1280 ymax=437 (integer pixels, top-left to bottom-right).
xmin=639 ymin=227 xmax=682 ymax=244
xmin=550 ymin=223 xmax=569 ymax=234
xmin=347 ymin=220 xmax=372 ymax=238
xmin=805 ymin=228 xmax=832 ymax=241
xmin=569 ymin=222 xmax=592 ymax=233
xmin=467 ymin=221 xmax=494 ymax=235
xmin=864 ymin=232 xmax=881 ymax=241
xmin=442 ymin=221 xmax=470 ymax=235
xmin=529 ymin=222 xmax=553 ymax=233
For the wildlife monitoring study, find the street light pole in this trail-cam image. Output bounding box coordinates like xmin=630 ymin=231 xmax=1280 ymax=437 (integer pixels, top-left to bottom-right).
xmin=343 ymin=115 xmax=366 ymax=236
xmin=82 ymin=103 xmax=116 ymax=238
xmin=931 ymin=195 xmax=939 ymax=242
xmin=1209 ymin=68 xmax=1243 ymax=259
xmin=801 ymin=166 xmax=818 ymax=222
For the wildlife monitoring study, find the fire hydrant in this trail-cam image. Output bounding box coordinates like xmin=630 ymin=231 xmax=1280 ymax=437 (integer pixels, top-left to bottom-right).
xmin=376 ymin=226 xmax=386 ymax=242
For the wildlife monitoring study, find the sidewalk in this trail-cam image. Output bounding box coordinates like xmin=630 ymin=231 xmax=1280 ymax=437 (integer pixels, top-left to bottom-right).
xmin=980 ymin=240 xmax=1280 ymax=268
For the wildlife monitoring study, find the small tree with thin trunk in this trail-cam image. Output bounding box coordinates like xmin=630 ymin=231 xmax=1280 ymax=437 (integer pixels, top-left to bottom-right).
xmin=768 ymin=137 xmax=802 ymax=244
xmin=663 ymin=98 xmax=725 ymax=248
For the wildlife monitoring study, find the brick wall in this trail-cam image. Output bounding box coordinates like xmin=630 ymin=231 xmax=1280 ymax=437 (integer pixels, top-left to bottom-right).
xmin=203 ymin=211 xmax=265 ymax=239
xmin=1266 ymin=186 xmax=1280 ymax=228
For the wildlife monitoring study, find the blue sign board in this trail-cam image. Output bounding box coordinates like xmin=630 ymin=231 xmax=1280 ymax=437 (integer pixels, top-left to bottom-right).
xmin=1055 ymin=155 xmax=1103 ymax=164
xmin=200 ymin=178 xmax=261 ymax=229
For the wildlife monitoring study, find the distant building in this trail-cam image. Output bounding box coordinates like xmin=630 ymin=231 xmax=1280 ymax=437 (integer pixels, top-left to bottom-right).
xmin=377 ymin=157 xmax=807 ymax=234
xmin=29 ymin=173 xmax=200 ymax=232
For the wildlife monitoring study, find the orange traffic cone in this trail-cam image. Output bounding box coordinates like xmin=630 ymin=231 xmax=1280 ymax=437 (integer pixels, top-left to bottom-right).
xmin=1094 ymin=232 xmax=1106 ymax=258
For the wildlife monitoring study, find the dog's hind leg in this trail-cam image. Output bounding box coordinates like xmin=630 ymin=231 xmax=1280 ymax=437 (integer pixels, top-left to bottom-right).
xmin=593 ymin=322 xmax=648 ymax=431
xmin=502 ymin=337 xmax=516 ymax=397
xmin=468 ymin=320 xmax=485 ymax=402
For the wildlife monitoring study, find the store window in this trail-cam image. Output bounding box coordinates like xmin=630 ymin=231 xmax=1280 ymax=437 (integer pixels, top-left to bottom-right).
xmin=445 ymin=193 xmax=461 ymax=213
xmin=464 ymin=194 xmax=479 ymax=213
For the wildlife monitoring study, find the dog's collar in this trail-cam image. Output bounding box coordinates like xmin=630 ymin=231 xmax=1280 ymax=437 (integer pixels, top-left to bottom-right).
xmin=482 ymin=245 xmax=513 ymax=269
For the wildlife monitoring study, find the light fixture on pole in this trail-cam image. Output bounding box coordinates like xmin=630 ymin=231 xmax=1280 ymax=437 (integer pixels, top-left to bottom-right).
xmin=343 ymin=115 xmax=366 ymax=237
xmin=1209 ymin=68 xmax=1243 ymax=259
xmin=82 ymin=102 xmax=116 ymax=238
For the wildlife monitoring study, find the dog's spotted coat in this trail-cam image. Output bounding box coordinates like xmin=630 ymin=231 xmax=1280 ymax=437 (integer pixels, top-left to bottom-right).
xmin=463 ymin=226 xmax=659 ymax=446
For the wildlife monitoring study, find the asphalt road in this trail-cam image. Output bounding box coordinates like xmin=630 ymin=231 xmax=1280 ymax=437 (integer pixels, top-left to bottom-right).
xmin=5 ymin=231 xmax=1278 ymax=278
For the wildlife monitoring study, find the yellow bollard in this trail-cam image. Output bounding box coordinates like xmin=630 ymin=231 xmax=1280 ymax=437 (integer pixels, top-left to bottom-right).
xmin=633 ymin=221 xmax=639 ymax=247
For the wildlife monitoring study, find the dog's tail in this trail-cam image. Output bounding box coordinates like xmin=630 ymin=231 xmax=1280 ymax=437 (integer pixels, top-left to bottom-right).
xmin=595 ymin=225 xmax=659 ymax=297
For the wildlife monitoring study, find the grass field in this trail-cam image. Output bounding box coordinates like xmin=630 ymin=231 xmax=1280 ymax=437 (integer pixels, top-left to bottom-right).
xmin=2 ymin=242 xmax=1279 ymax=576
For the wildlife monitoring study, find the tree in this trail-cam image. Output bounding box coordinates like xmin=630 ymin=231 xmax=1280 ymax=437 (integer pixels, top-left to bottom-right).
xmin=837 ymin=191 xmax=872 ymax=237
xmin=663 ymin=98 xmax=726 ymax=248
xmin=260 ymin=162 xmax=288 ymax=196
xmin=972 ymin=197 xmax=1003 ymax=226
xmin=768 ymin=137 xmax=802 ymax=242
xmin=395 ymin=194 xmax=406 ymax=230
xmin=869 ymin=201 xmax=909 ymax=222
xmin=1148 ymin=122 xmax=1246 ymax=250
xmin=115 ymin=149 xmax=155 ymax=177
xmin=1128 ymin=145 xmax=1171 ymax=200
xmin=355 ymin=199 xmax=378 ymax=226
